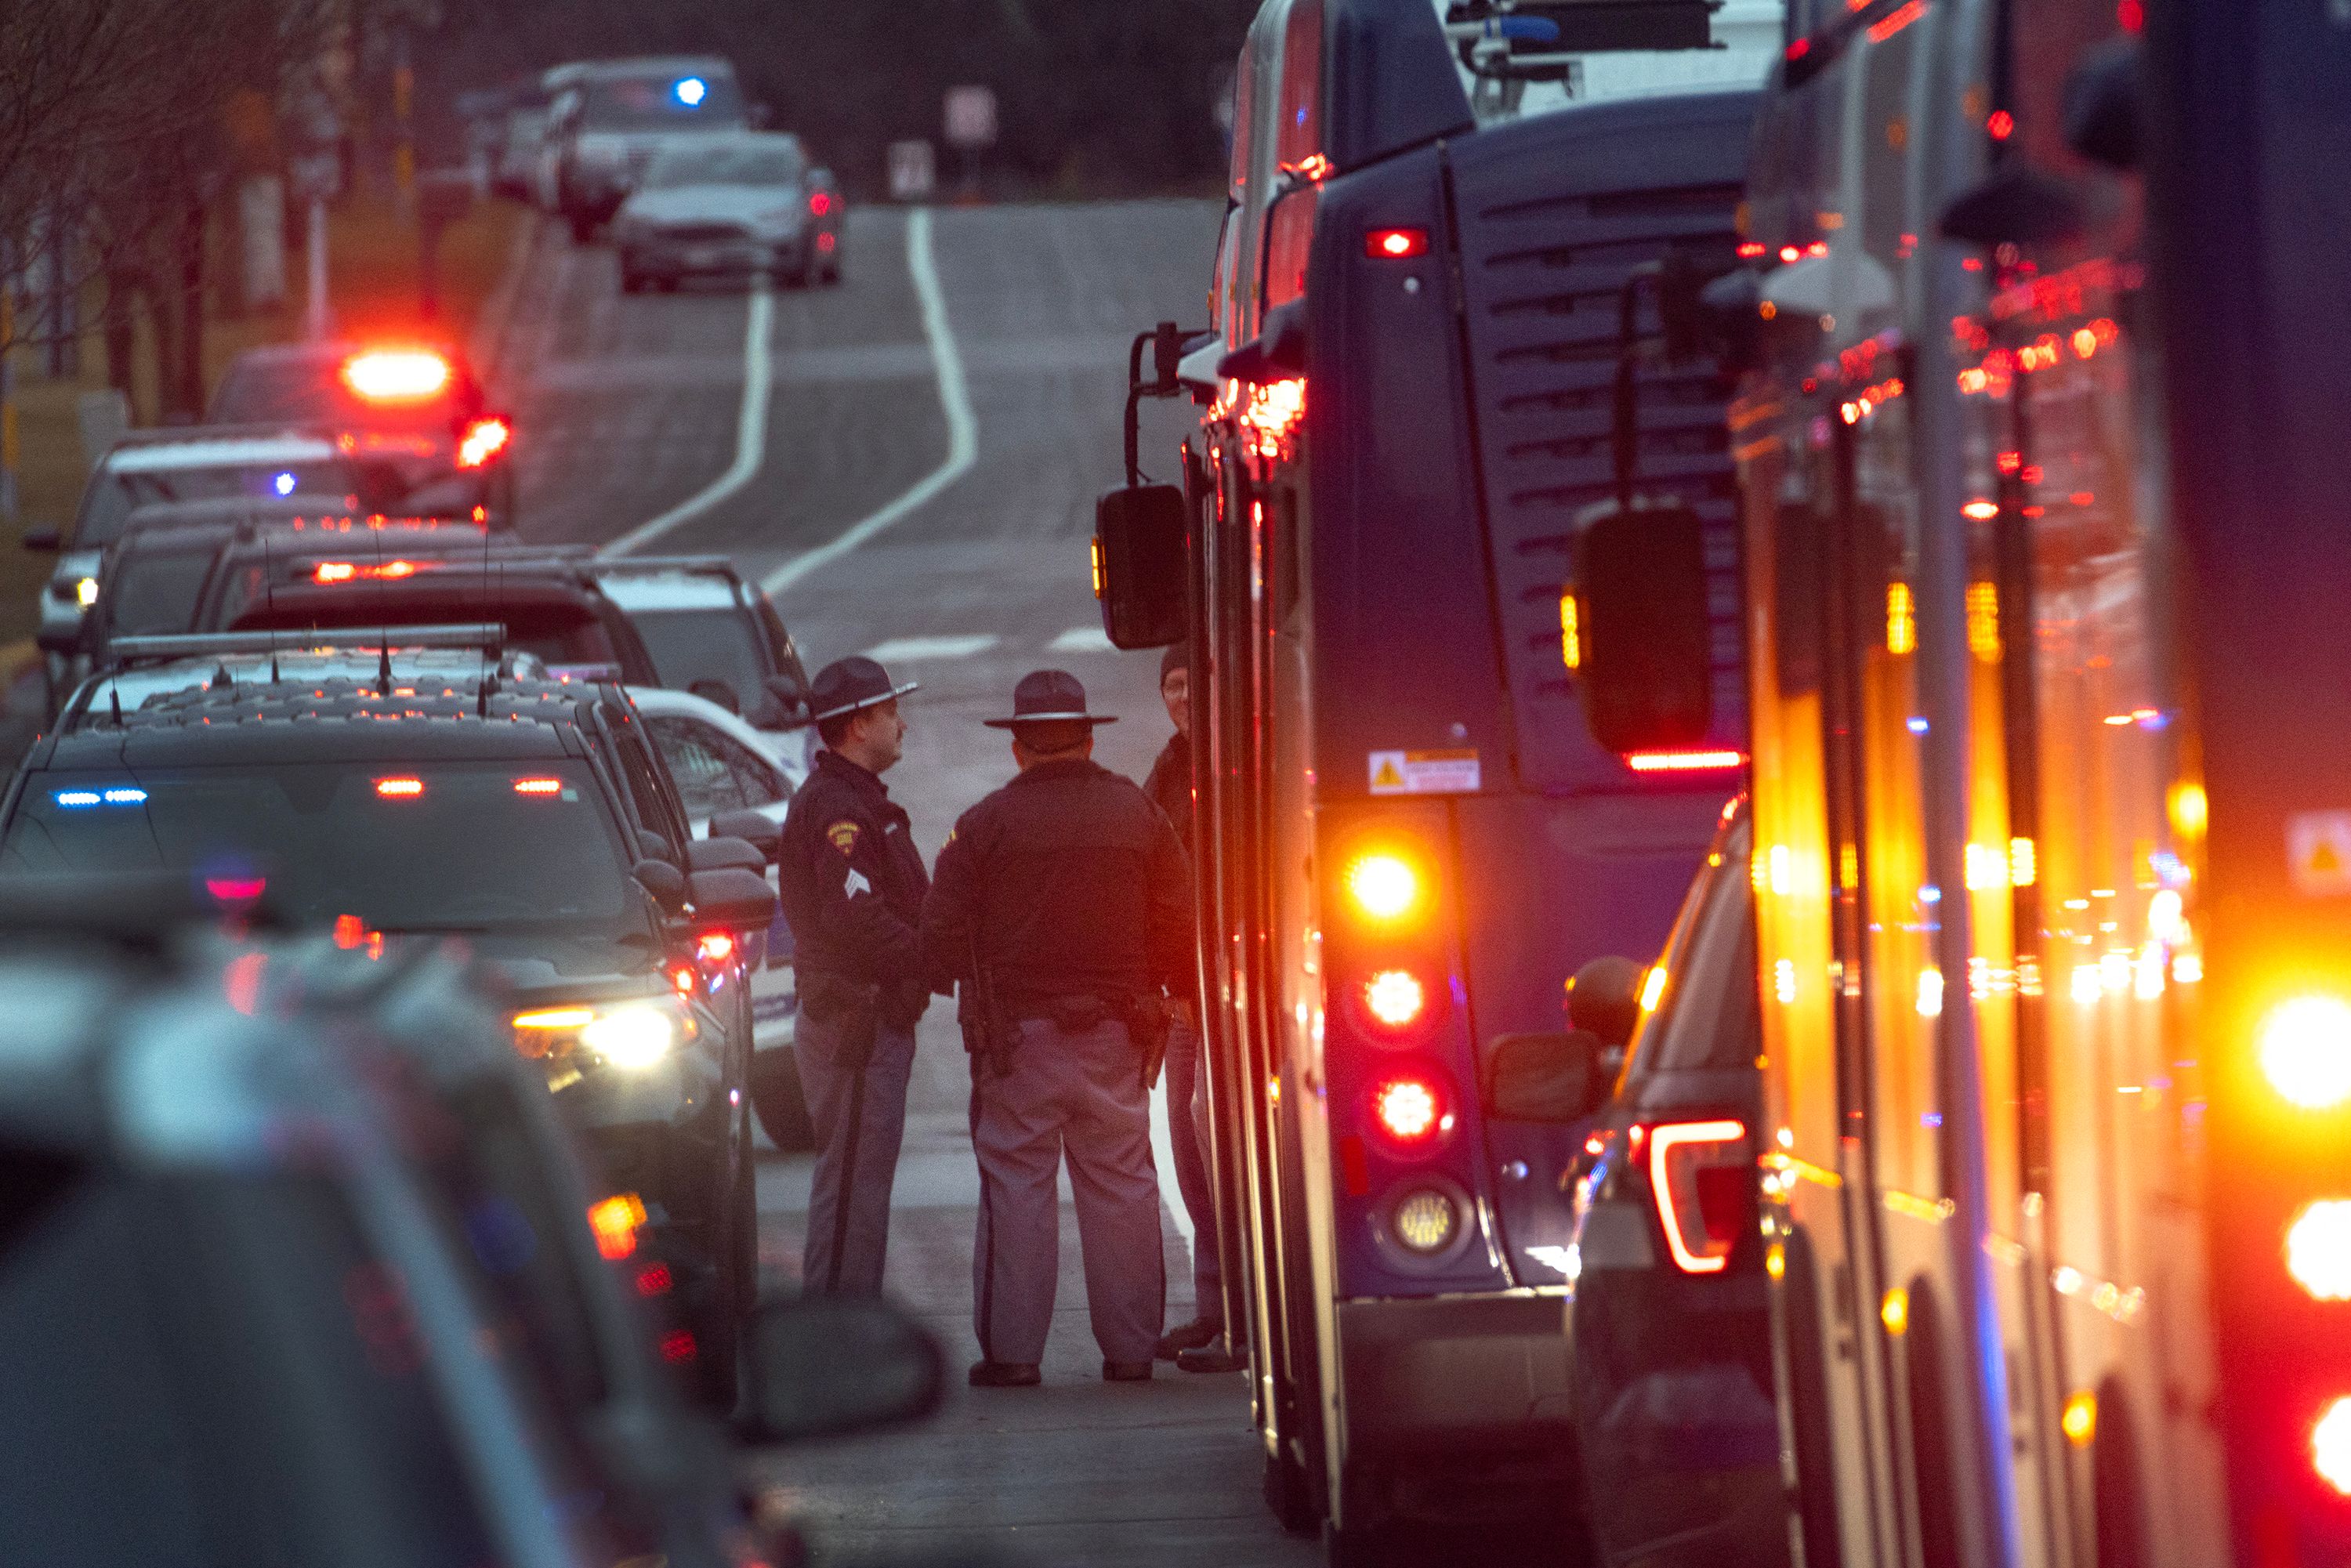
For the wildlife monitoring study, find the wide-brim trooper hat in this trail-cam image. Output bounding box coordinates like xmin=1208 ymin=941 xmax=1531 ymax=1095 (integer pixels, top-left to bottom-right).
xmin=809 ymin=655 xmax=919 ymax=722
xmin=983 ymin=668 xmax=1119 ymax=729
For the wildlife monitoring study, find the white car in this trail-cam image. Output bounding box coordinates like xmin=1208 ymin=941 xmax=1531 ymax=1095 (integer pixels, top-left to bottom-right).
xmin=613 ymin=134 xmax=839 ymax=292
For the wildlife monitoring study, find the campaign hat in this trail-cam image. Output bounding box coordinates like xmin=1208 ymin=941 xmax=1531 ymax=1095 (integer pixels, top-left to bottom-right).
xmin=983 ymin=668 xmax=1118 ymax=729
xmin=809 ymin=656 xmax=918 ymax=722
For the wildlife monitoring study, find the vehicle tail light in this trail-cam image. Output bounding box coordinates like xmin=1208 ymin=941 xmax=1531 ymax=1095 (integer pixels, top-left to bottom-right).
xmin=636 ymin=1262 xmax=673 ymax=1296
xmin=810 ymin=190 xmax=832 ymax=216
xmin=373 ymin=777 xmax=425 ymax=798
xmin=1625 ymin=749 xmax=1748 ymax=773
xmin=342 ymin=349 xmax=452 ymax=403
xmin=1345 ymin=852 xmax=1422 ymax=923
xmin=456 ymin=415 xmax=512 ymax=469
xmin=1649 ymin=1118 xmax=1751 ymax=1273
xmin=2317 ymin=1398 xmax=2351 ymax=1495
xmin=697 ymin=931 xmax=737 ymax=964
xmin=2288 ymin=1200 xmax=2351 ymax=1300
xmin=1364 ymin=226 xmax=1428 ymax=259
xmin=1364 ymin=969 xmax=1425 ymax=1028
xmin=2259 ymin=995 xmax=2351 ymax=1110
xmin=817 ymin=232 xmax=837 ymax=254
xmin=1390 ymin=1187 xmax=1458 ymax=1254
xmin=588 ymin=1192 xmax=647 ymax=1259
xmin=1371 ymin=1072 xmax=1450 ymax=1146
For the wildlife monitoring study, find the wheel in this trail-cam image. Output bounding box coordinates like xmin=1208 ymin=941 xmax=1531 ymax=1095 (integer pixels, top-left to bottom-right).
xmin=750 ymin=1046 xmax=817 ymax=1150
xmin=696 ymin=1105 xmax=758 ymax=1410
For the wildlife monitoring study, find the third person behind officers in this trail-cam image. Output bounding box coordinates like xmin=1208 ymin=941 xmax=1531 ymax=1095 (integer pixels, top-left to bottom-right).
xmin=1142 ymin=646 xmax=1244 ymax=1373
xmin=774 ymin=656 xmax=930 ymax=1297
xmin=923 ymin=669 xmax=1191 ymax=1388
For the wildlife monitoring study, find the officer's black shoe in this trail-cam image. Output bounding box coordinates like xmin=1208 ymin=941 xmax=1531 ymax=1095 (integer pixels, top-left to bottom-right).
xmin=1154 ymin=1316 xmax=1223 ymax=1360
xmin=1103 ymin=1359 xmax=1154 ymax=1382
xmin=1176 ymin=1338 xmax=1248 ymax=1374
xmin=969 ymin=1360 xmax=1041 ymax=1388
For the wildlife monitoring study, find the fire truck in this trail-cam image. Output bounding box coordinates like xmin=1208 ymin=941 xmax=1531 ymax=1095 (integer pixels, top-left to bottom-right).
xmin=1568 ymin=0 xmax=2351 ymax=1563
xmin=1096 ymin=0 xmax=1755 ymax=1553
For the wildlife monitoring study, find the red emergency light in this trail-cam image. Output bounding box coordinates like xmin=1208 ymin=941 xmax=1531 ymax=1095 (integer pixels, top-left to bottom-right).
xmin=342 ymin=349 xmax=452 ymax=404
xmin=1364 ymin=227 xmax=1429 ymax=260
xmin=456 ymin=416 xmax=512 ymax=469
xmin=809 ymin=191 xmax=832 ymax=216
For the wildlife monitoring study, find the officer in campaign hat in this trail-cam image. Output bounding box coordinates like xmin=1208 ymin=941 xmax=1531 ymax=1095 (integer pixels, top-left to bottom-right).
xmin=923 ymin=670 xmax=1192 ymax=1386
xmin=775 ymin=656 xmax=930 ymax=1295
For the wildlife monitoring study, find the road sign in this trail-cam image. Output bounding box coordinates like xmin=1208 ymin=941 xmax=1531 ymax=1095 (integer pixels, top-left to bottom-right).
xmin=888 ymin=140 xmax=936 ymax=201
xmin=944 ymin=85 xmax=998 ymax=149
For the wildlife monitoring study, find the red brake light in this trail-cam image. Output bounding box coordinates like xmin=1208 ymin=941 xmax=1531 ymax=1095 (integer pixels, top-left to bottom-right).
xmin=456 ymin=416 xmax=511 ymax=469
xmin=1364 ymin=226 xmax=1428 ymax=260
xmin=342 ymin=349 xmax=452 ymax=404
xmin=809 ymin=190 xmax=832 ymax=216
xmin=206 ymin=875 xmax=267 ymax=904
xmin=1364 ymin=969 xmax=1427 ymax=1027
xmin=1371 ymin=1074 xmax=1451 ymax=1146
xmin=1625 ymin=749 xmax=1746 ymax=773
xmin=1648 ymin=1119 xmax=1750 ymax=1273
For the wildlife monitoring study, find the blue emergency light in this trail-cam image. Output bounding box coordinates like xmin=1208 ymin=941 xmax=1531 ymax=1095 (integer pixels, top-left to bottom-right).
xmin=675 ymin=77 xmax=707 ymax=107
xmin=54 ymin=787 xmax=147 ymax=808
xmin=273 ymin=472 xmax=297 ymax=496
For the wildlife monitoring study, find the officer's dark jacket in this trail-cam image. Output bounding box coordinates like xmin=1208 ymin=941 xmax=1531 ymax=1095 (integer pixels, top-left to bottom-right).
xmin=923 ymin=756 xmax=1191 ymax=1006
xmin=777 ymin=750 xmax=929 ymax=1001
xmin=1143 ymin=733 xmax=1192 ymax=853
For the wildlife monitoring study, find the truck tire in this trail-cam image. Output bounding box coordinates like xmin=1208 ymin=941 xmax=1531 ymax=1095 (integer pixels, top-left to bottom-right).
xmin=750 ymin=1046 xmax=817 ymax=1151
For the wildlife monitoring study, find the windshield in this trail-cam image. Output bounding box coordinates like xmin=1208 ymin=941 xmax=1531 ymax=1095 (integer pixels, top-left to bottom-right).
xmin=102 ymin=546 xmax=217 ymax=638
xmin=0 ymin=1161 xmax=502 ymax=1566
xmin=76 ymin=462 xmax=357 ymax=549
xmin=221 ymin=589 xmax=625 ymax=674
xmin=629 ymin=607 xmax=772 ymax=709
xmin=1 ymin=762 xmax=639 ymax=933
xmin=645 ymin=145 xmax=802 ymax=189
xmin=581 ymin=72 xmax=744 ymax=131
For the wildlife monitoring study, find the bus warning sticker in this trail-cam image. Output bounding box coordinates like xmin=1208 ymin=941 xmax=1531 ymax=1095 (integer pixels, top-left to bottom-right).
xmin=1369 ymin=750 xmax=1481 ymax=795
xmin=2288 ymin=809 xmax=2351 ymax=896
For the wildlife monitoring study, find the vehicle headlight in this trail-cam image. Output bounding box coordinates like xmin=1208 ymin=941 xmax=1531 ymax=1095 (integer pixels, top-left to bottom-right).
xmin=513 ymin=996 xmax=695 ymax=1071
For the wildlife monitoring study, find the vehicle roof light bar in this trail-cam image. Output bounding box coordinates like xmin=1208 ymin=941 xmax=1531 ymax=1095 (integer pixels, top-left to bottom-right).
xmin=103 ymin=624 xmax=509 ymax=664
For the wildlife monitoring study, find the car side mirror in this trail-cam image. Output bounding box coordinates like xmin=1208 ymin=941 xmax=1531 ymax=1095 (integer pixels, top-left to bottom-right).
xmin=739 ymin=1294 xmax=944 ymax=1446
xmin=1483 ymin=1030 xmax=1611 ymax=1123
xmin=633 ymin=857 xmax=688 ymax=917
xmin=689 ymin=866 xmax=779 ymax=932
xmin=20 ymin=526 xmax=60 ymax=552
xmin=1093 ymin=483 xmax=1186 ymax=650
xmin=1574 ymin=502 xmax=1713 ymax=754
xmin=760 ymin=675 xmax=812 ymax=730
xmin=709 ymin=808 xmax=782 ymax=860
xmin=635 ymin=829 xmax=674 ymax=864
xmin=688 ymin=837 xmax=766 ymax=874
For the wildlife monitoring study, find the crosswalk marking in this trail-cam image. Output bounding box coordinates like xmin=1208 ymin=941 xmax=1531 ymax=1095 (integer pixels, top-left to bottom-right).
xmin=1047 ymin=625 xmax=1117 ymax=654
xmin=863 ymin=633 xmax=999 ymax=662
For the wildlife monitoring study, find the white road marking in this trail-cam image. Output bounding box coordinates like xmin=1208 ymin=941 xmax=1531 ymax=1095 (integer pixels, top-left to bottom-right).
xmin=763 ymin=208 xmax=976 ymax=596
xmin=1047 ymin=625 xmax=1117 ymax=654
xmin=863 ymin=633 xmax=998 ymax=662
xmin=1150 ymin=1082 xmax=1194 ymax=1246
xmin=600 ymin=282 xmax=775 ymax=556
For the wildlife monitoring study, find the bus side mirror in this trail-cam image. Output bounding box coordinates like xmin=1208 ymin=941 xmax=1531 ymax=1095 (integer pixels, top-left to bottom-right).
xmin=1093 ymin=483 xmax=1187 ymax=650
xmin=1577 ymin=502 xmax=1712 ymax=753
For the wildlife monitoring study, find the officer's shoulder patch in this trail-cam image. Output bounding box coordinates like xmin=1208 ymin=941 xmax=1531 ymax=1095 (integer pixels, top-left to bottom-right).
xmin=826 ymin=820 xmax=861 ymax=854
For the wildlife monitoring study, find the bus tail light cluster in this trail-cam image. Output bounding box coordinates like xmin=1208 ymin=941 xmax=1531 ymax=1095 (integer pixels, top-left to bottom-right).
xmin=1648 ymin=1119 xmax=1751 ymax=1273
xmin=1370 ymin=1071 xmax=1451 ymax=1146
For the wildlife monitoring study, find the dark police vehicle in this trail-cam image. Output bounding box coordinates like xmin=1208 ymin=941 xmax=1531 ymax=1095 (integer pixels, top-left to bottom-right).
xmin=0 ymin=632 xmax=777 ymax=1403
xmin=1094 ymin=0 xmax=1754 ymax=1553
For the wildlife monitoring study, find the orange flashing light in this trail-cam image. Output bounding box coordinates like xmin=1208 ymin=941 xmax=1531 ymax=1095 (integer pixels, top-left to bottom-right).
xmin=513 ymin=777 xmax=564 ymax=795
xmin=1345 ymin=853 xmax=1421 ymax=922
xmin=2317 ymin=1399 xmax=2351 ymax=1496
xmin=317 ymin=560 xmax=418 ymax=585
xmin=372 ymin=777 xmax=425 ymax=798
xmin=314 ymin=561 xmax=356 ymax=583
xmin=697 ymin=931 xmax=737 ymax=965
xmin=2259 ymin=996 xmax=2351 ymax=1110
xmin=588 ymin=1193 xmax=647 ymax=1260
xmin=1625 ymin=750 xmax=1745 ymax=773
xmin=1962 ymin=499 xmax=2001 ymax=521
xmin=342 ymin=349 xmax=452 ymax=403
xmin=1559 ymin=590 xmax=1582 ymax=669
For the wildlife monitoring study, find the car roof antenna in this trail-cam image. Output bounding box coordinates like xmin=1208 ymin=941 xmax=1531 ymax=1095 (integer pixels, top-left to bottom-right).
xmin=477 ymin=495 xmax=495 ymax=715
xmin=262 ymin=529 xmax=280 ymax=683
xmin=108 ymin=683 xmax=122 ymax=727
xmin=373 ymin=512 xmax=393 ymax=694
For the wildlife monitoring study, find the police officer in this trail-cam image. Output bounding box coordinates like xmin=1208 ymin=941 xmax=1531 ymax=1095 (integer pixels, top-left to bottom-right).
xmin=775 ymin=656 xmax=929 ymax=1295
xmin=1139 ymin=646 xmax=1241 ymax=1371
xmin=923 ymin=669 xmax=1191 ymax=1387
